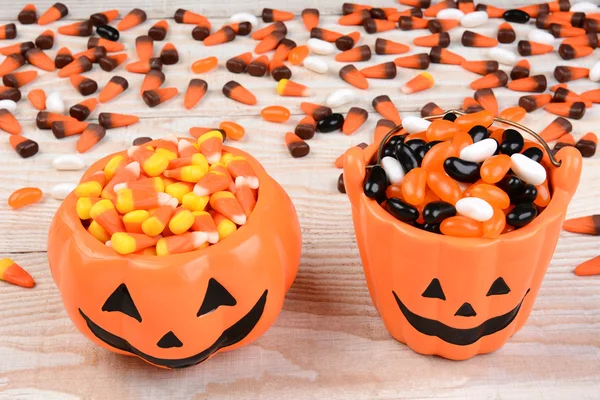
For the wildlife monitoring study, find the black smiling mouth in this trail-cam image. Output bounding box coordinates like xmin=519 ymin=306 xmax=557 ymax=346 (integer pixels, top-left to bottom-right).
xmin=393 ymin=290 xmax=529 ymax=346
xmin=79 ymin=290 xmax=268 ymax=369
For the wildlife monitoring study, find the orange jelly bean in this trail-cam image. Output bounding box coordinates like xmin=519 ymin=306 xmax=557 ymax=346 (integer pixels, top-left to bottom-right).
xmin=455 ymin=110 xmax=494 ymax=132
xmin=480 ymin=154 xmax=511 ymax=183
xmin=261 ymin=105 xmax=291 ymax=122
xmin=288 ymin=45 xmax=309 ymax=65
xmin=451 ymin=131 xmax=473 ymax=153
xmin=482 ymin=207 xmax=506 ymax=238
xmin=386 ymin=183 xmax=403 ymax=200
xmin=499 ymin=106 xmax=526 ymax=122
xmin=402 ymin=167 xmax=427 ymax=205
xmin=8 ymin=187 xmax=43 ymax=209
xmin=421 ymin=141 xmax=455 ymax=174
xmin=535 ymin=180 xmax=551 ymax=207
xmin=427 ymin=171 xmax=461 ymax=204
xmin=404 ymin=131 xmax=428 ymax=142
xmin=191 ymin=56 xmax=218 ymax=73
xmin=426 ymin=120 xmax=459 ymax=141
xmin=469 ymin=183 xmax=510 ymax=209
xmin=219 ymin=121 xmax=245 ymax=140
xmin=440 ymin=215 xmax=483 ymax=237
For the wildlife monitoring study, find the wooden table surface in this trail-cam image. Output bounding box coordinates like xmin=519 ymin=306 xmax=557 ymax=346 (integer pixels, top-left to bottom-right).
xmin=0 ymin=0 xmax=599 ymax=398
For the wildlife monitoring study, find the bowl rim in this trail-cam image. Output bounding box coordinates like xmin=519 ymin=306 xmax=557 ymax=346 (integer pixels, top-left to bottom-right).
xmin=55 ymin=142 xmax=278 ymax=267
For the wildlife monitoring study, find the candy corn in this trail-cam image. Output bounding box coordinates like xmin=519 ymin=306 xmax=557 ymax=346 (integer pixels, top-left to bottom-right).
xmin=0 ymin=258 xmax=35 ymax=288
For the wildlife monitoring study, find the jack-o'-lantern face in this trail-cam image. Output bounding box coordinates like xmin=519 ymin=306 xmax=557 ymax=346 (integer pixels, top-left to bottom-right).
xmin=393 ymin=278 xmax=530 ymax=346
xmin=79 ymin=279 xmax=268 ymax=369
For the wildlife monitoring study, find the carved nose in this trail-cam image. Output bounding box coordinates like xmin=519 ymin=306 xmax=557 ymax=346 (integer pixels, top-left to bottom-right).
xmin=455 ymin=302 xmax=477 ymax=317
xmin=157 ymin=331 xmax=183 ymax=348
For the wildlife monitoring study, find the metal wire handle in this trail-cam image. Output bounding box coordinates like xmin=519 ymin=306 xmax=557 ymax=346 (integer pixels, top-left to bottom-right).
xmin=376 ymin=109 xmax=562 ymax=168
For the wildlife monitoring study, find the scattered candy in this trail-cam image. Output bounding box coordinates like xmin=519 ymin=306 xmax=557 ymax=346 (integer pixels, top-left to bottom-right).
xmin=8 ymin=187 xmax=42 ymax=209
xmin=51 ymin=182 xmax=77 ymax=200
xmin=0 ymin=258 xmax=35 ymax=288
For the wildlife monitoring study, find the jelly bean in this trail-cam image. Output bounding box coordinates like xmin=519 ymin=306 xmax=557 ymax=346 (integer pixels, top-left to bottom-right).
xmin=230 ymin=12 xmax=259 ymax=26
xmin=51 ymin=183 xmax=76 ymax=200
xmin=488 ymin=47 xmax=517 ymax=65
xmin=503 ymin=9 xmax=530 ymax=24
xmin=482 ymin=207 xmax=506 ymax=238
xmin=437 ymin=8 xmax=464 ymax=19
xmin=528 ymin=29 xmax=555 ymax=46
xmin=8 ymin=187 xmax=43 ymax=209
xmin=590 ymin=61 xmax=600 ymax=82
xmin=461 ymin=11 xmax=488 ymax=27
xmin=53 ymin=155 xmax=85 ymax=171
xmin=506 ymin=203 xmax=537 ymax=227
xmin=467 ymin=125 xmax=490 ymax=143
xmin=522 ymin=147 xmax=543 ymax=162
xmin=402 ymin=116 xmax=431 ymax=134
xmin=421 ymin=223 xmax=442 ymax=234
xmin=443 ymin=157 xmax=481 ymax=183
xmin=451 ymin=131 xmax=473 ymax=153
xmin=381 ymin=156 xmax=405 ymax=185
xmin=303 ymin=56 xmax=328 ymax=73
xmin=443 ymin=112 xmax=457 ymax=121
xmin=422 ymin=201 xmax=456 ymax=224
xmin=427 ymin=171 xmax=461 ymax=204
xmin=402 ymin=168 xmax=427 ymax=205
xmin=97 ymin=25 xmax=119 ymax=41
xmin=405 ymin=139 xmax=426 ymax=156
xmin=480 ymin=154 xmax=511 ymax=183
xmin=364 ymin=165 xmax=388 ymax=202
xmin=219 ymin=121 xmax=245 ymax=140
xmin=426 ymin=120 xmax=458 ymax=141
xmin=422 ymin=141 xmax=455 ymax=173
xmin=497 ymin=175 xmax=525 ymax=198
xmin=534 ymin=181 xmax=551 ymax=208
xmin=511 ymin=153 xmax=547 ymax=185
xmin=46 ymin=91 xmax=64 ymax=113
xmin=317 ymin=113 xmax=344 ymax=133
xmin=385 ymin=183 xmax=403 ymax=200
xmin=456 ymin=197 xmax=494 ymax=222
xmin=469 ymin=183 xmax=510 ymax=209
xmin=386 ymin=198 xmax=419 ymax=222
xmin=440 ymin=215 xmax=483 ymax=237
xmin=261 ymin=106 xmax=290 ymax=122
xmin=511 ymin=184 xmax=538 ymax=204
xmin=326 ymin=89 xmax=356 ymax=108
xmin=395 ymin=142 xmax=420 ymax=173
xmin=460 ymin=138 xmax=497 ymax=163
xmin=307 ymin=38 xmax=336 ymax=55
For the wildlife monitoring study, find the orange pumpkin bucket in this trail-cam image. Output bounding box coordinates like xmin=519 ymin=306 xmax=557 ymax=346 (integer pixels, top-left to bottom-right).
xmin=48 ymin=142 xmax=301 ymax=368
xmin=343 ymin=110 xmax=582 ymax=360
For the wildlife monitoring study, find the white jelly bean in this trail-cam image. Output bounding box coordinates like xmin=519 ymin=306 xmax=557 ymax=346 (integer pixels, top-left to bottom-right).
xmin=308 ymin=38 xmax=336 ymax=55
xmin=46 ymin=92 xmax=64 ymax=113
xmin=527 ymin=29 xmax=555 ymax=46
xmin=326 ymin=89 xmax=355 ymax=108
xmin=229 ymin=12 xmax=259 ymax=26
xmin=570 ymin=1 xmax=598 ymax=12
xmin=456 ymin=197 xmax=494 ymax=222
xmin=381 ymin=156 xmax=405 ymax=185
xmin=52 ymin=155 xmax=85 ymax=171
xmin=437 ymin=8 xmax=464 ymax=19
xmin=459 ymin=138 xmax=498 ymax=163
xmin=510 ymin=153 xmax=547 ymax=186
xmin=0 ymin=99 xmax=17 ymax=112
xmin=488 ymin=47 xmax=516 ymax=65
xmin=402 ymin=116 xmax=431 ymax=134
xmin=460 ymin=11 xmax=488 ymax=27
xmin=50 ymin=183 xmax=77 ymax=200
xmin=590 ymin=61 xmax=600 ymax=82
xmin=303 ymin=56 xmax=329 ymax=74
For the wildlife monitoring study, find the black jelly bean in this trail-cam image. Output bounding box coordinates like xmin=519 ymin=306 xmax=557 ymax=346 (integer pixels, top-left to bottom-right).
xmin=316 ymin=113 xmax=344 ymax=133
xmin=468 ymin=125 xmax=489 ymax=143
xmin=386 ymin=198 xmax=419 ymax=222
xmin=497 ymin=175 xmax=524 ymax=197
xmin=388 ymin=134 xmax=406 ymax=147
xmin=421 ymin=223 xmax=441 ymax=234
xmin=405 ymin=139 xmax=426 ymax=154
xmin=337 ymin=173 xmax=346 ymax=193
xmin=96 ymin=25 xmax=120 ymax=41
xmin=492 ymin=138 xmax=501 ymax=155
xmin=511 ymin=184 xmax=538 ymax=204
xmin=364 ymin=165 xmax=388 ymax=202
xmin=395 ymin=142 xmax=419 ymax=173
xmin=443 ymin=157 xmax=481 ymax=183
xmin=506 ymin=203 xmax=537 ymax=227
xmin=522 ymin=147 xmax=543 ymax=162
xmin=503 ymin=9 xmax=531 ymax=24
xmin=382 ymin=143 xmax=396 ymax=158
xmin=423 ymin=201 xmax=456 ymax=224
xmin=500 ymin=129 xmax=524 ymax=156
xmin=443 ymin=113 xmax=457 ymax=122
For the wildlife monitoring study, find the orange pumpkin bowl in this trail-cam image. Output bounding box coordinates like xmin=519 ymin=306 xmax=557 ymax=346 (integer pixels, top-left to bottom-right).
xmin=344 ymin=136 xmax=582 ymax=360
xmin=48 ymin=143 xmax=301 ymax=369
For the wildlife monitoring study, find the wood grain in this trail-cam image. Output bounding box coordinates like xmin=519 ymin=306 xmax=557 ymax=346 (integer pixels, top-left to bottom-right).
xmin=0 ymin=0 xmax=600 ymax=398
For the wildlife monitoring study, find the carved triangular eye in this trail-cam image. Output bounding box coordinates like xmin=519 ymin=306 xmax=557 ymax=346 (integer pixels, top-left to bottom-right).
xmin=487 ymin=277 xmax=511 ymax=296
xmin=197 ymin=279 xmax=237 ymax=317
xmin=421 ymin=279 xmax=446 ymax=300
xmin=102 ymin=284 xmax=142 ymax=322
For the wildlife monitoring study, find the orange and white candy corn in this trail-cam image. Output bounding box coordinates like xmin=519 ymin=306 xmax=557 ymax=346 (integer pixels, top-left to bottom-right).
xmin=209 ymin=191 xmax=247 ymax=225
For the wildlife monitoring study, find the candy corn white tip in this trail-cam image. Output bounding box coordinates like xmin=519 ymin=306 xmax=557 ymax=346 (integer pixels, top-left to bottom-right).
xmin=127 ymin=146 xmax=139 ymax=157
xmin=246 ymin=177 xmax=259 ymax=189
xmin=166 ymin=198 xmax=179 ymax=208
xmin=231 ymin=214 xmax=247 ymax=225
xmin=191 ymin=231 xmax=209 ymax=247
xmin=105 ymin=240 xmax=112 ymax=247
xmin=207 ymin=232 xmax=219 ymax=244
xmin=193 ymin=186 xmax=210 ymax=197
xmin=163 ymin=133 xmax=178 ymax=143
xmin=157 ymin=192 xmax=174 ymax=205
xmin=113 ymin=183 xmax=126 ymax=192
xmin=207 ymin=154 xmax=221 ymax=164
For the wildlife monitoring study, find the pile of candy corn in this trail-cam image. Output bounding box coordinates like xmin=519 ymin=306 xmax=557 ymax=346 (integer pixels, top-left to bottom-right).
xmin=74 ymin=132 xmax=258 ymax=256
